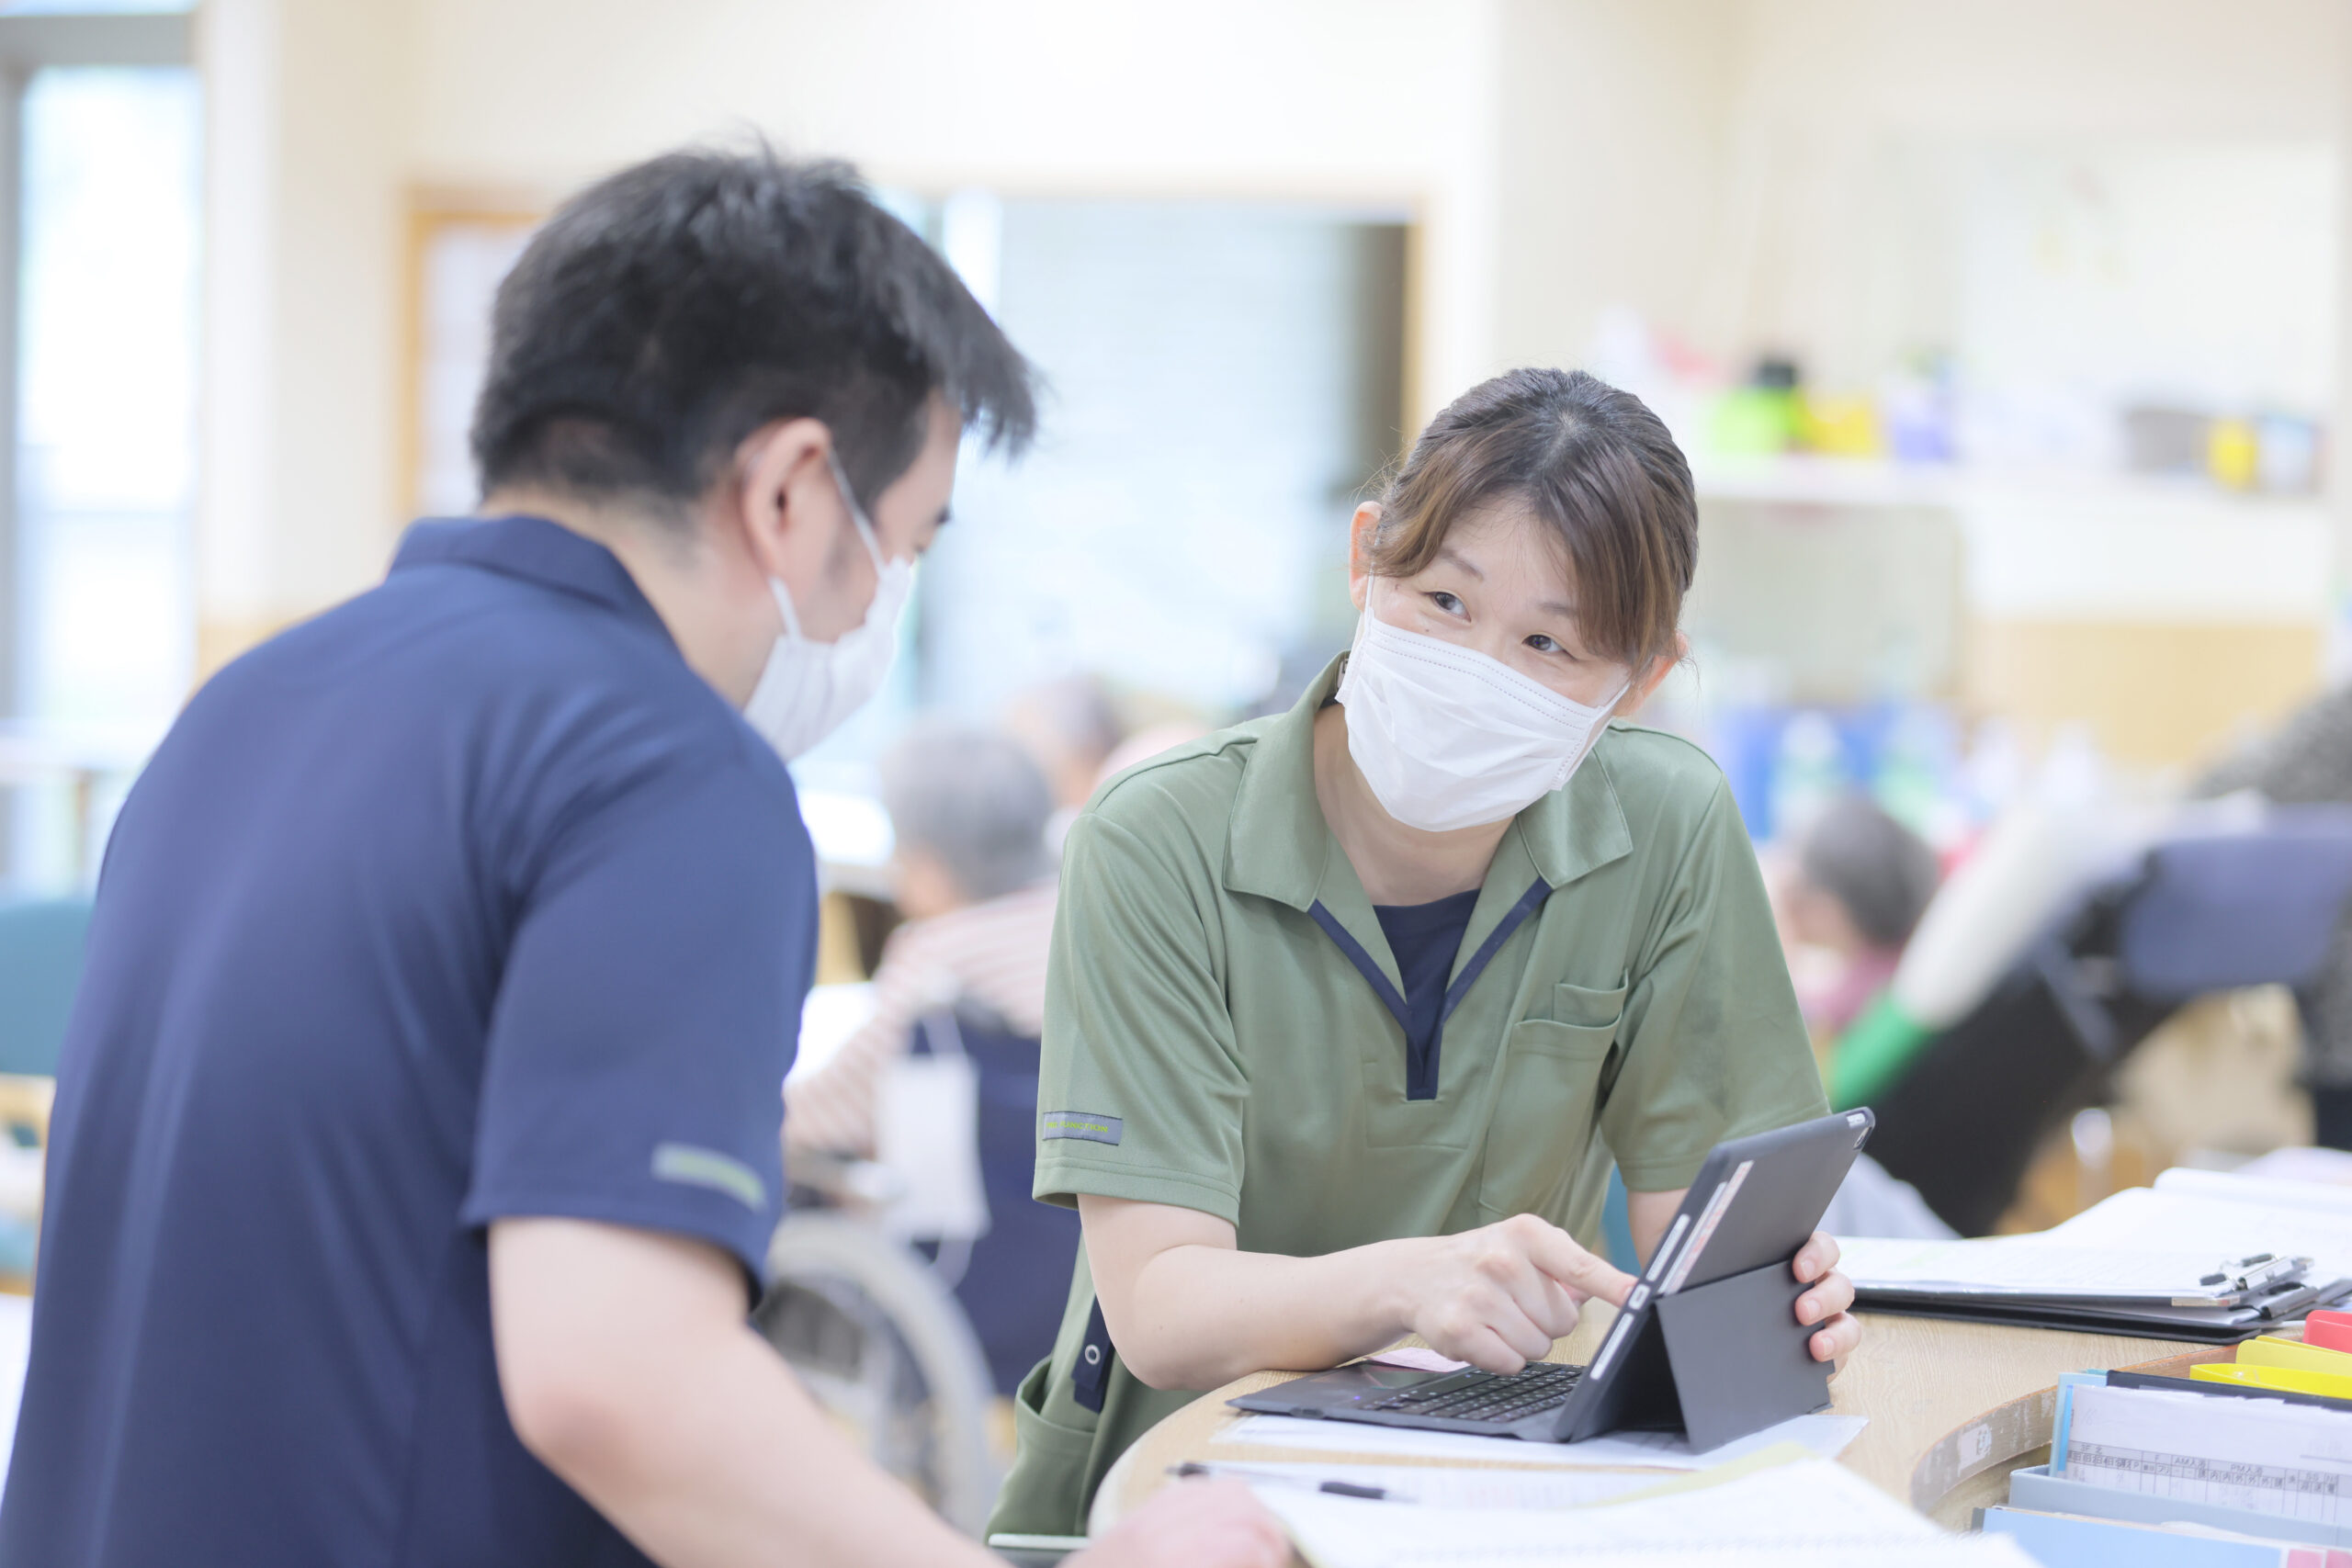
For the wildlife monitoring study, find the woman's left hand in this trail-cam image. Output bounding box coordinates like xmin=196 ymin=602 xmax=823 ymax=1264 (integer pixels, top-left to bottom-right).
xmin=1792 ymin=1231 xmax=1860 ymax=1364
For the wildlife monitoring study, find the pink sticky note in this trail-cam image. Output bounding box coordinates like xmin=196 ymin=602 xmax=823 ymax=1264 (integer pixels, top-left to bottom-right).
xmin=1366 ymin=1348 xmax=1471 ymax=1373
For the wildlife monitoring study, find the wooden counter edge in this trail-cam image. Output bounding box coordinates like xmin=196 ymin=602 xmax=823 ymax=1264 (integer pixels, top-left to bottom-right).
xmin=1086 ymin=1313 xmax=2246 ymax=1537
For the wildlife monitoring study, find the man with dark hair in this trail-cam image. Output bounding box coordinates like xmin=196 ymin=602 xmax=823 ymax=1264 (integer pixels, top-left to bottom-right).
xmin=1 ymin=149 xmax=1282 ymax=1568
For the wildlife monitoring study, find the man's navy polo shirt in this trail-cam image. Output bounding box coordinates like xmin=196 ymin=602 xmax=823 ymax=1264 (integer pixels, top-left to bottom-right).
xmin=0 ymin=516 xmax=814 ymax=1568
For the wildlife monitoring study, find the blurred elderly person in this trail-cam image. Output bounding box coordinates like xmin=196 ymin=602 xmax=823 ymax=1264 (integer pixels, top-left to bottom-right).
xmin=786 ymin=721 xmax=1059 ymax=1155
xmin=2197 ymin=684 xmax=2352 ymax=1147
xmin=1780 ymin=792 xmax=1941 ymax=1037
xmin=1003 ymin=674 xmax=1124 ymax=849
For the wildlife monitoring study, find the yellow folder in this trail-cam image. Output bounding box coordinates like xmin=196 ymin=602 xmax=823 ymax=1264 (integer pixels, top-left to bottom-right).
xmin=2195 ymin=1356 xmax=2352 ymax=1400
xmin=2239 ymin=1335 xmax=2352 ymax=1376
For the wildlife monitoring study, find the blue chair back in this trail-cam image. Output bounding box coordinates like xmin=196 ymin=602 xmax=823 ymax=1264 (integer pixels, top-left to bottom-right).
xmin=2120 ymin=811 xmax=2352 ymax=1001
xmin=0 ymin=897 xmax=92 ymax=1077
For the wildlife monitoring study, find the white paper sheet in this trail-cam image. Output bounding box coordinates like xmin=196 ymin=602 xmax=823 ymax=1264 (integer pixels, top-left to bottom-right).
xmin=2062 ymin=1381 xmax=2352 ymax=1528
xmin=2049 ymin=1184 xmax=2352 ymax=1289
xmin=874 ymin=1054 xmax=988 ymax=1244
xmin=1367 ymin=1348 xmax=1473 ymax=1374
xmin=1216 ymin=1410 xmax=1868 ymax=1472
xmin=1838 ymin=1234 xmax=2282 ymax=1301
xmin=2235 ymin=1147 xmax=2352 ymax=1189
xmin=1255 ymin=1457 xmax=2040 ymax=1566
xmin=2157 ymin=1166 xmax=2352 ymax=1216
xmin=1186 ymin=1462 xmax=1666 ymax=1509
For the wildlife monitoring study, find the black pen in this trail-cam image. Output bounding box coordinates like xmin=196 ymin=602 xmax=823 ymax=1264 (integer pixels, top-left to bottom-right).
xmin=1171 ymin=1461 xmax=1394 ymax=1500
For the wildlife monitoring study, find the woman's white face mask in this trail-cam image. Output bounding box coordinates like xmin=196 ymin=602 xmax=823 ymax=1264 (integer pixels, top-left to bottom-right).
xmin=1336 ymin=576 xmax=1630 ymax=834
xmin=743 ymin=451 xmax=914 ymax=761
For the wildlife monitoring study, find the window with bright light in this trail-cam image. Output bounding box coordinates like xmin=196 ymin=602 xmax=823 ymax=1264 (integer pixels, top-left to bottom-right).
xmin=5 ymin=24 xmax=199 ymax=888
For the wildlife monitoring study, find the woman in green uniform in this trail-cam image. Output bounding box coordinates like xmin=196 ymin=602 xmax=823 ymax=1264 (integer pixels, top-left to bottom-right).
xmin=989 ymin=368 xmax=1858 ymax=1538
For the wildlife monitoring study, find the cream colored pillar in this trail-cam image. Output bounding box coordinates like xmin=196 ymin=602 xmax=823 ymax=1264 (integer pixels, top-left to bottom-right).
xmin=196 ymin=0 xmax=412 ymax=678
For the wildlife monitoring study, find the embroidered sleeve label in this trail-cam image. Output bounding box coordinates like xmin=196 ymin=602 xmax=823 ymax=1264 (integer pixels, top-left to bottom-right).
xmin=650 ymin=1142 xmax=768 ymax=1213
xmin=1041 ymin=1111 xmax=1124 ymax=1146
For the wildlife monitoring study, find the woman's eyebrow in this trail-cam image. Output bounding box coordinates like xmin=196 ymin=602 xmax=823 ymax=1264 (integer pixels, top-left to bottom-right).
xmin=1436 ymin=546 xmax=1485 ymax=580
xmin=1438 ymin=544 xmax=1577 ymax=620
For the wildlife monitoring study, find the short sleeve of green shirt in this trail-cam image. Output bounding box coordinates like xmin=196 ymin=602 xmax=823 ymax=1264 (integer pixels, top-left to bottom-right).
xmin=1032 ymin=778 xmax=1250 ymax=1224
xmin=1598 ymin=766 xmax=1828 ymax=1191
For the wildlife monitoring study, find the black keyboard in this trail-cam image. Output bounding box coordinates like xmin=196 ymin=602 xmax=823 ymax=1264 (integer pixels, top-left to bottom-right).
xmin=1365 ymin=1361 xmax=1584 ymax=1425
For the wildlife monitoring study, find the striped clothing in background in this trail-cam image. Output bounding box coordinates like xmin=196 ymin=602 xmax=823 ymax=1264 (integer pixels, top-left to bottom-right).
xmin=784 ymin=879 xmax=1058 ymax=1156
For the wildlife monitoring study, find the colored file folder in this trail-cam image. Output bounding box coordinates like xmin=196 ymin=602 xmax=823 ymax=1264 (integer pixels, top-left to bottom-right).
xmin=1982 ymin=1506 xmax=2352 ymax=1567
xmin=2009 ymin=1464 xmax=2352 ymax=1550
xmin=2196 ymin=1362 xmax=2352 ymax=1400
xmin=2052 ymin=1373 xmax=2352 ymax=1530
xmin=2242 ymin=1335 xmax=2352 ymax=1375
xmin=2182 ymin=1336 xmax=2352 ymax=1399
xmin=2305 ymin=1309 xmax=2352 ymax=1355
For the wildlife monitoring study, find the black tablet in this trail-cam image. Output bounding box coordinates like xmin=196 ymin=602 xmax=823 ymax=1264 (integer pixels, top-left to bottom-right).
xmin=1230 ymin=1107 xmax=1874 ymax=1450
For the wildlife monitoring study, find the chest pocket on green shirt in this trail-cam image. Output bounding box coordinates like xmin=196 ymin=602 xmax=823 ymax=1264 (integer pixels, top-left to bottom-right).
xmin=1476 ymin=979 xmax=1627 ymax=1223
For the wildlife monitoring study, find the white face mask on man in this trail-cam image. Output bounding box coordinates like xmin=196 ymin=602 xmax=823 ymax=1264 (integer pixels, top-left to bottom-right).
xmin=1335 ymin=577 xmax=1631 ymax=834
xmin=743 ymin=450 xmax=915 ymax=761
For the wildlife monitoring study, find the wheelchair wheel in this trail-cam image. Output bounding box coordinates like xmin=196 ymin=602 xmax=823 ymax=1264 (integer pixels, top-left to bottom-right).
xmin=752 ymin=1212 xmax=1001 ymax=1533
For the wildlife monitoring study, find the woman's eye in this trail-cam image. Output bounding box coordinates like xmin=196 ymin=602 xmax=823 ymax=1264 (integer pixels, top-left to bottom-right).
xmin=1426 ymin=592 xmax=1465 ymax=616
xmin=1526 ymin=634 xmax=1561 ymax=654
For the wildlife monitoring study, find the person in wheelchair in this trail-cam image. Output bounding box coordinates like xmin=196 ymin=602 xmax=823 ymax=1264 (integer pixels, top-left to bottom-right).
xmin=786 ymin=723 xmax=1082 ymax=1401
xmin=1777 ymin=792 xmax=1941 ymax=1043
xmin=787 ymin=721 xmax=1059 ymax=1160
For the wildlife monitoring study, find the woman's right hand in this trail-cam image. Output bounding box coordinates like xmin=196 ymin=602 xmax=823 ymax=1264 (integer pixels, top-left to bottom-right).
xmin=1073 ymin=1476 xmax=1292 ymax=1568
xmin=1396 ymin=1213 xmax=1636 ymax=1373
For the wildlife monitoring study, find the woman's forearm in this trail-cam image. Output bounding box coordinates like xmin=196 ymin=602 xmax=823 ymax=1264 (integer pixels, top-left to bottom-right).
xmin=1118 ymin=1235 xmax=1427 ymax=1389
xmin=1080 ymin=1196 xmax=1629 ymax=1390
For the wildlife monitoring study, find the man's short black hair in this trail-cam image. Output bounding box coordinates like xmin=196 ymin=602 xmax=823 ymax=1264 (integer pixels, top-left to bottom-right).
xmin=470 ymin=148 xmax=1036 ymax=514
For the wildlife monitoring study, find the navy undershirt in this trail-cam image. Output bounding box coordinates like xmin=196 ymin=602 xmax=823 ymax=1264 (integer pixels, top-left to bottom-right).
xmin=1373 ymin=888 xmax=1482 ymax=1100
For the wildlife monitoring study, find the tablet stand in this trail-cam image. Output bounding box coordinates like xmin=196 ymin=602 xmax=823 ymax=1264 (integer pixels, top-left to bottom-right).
xmin=1651 ymin=1261 xmax=1834 ymax=1452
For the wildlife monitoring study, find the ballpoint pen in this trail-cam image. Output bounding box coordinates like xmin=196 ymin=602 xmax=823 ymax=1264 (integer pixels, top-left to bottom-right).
xmin=1170 ymin=1461 xmax=1398 ymax=1501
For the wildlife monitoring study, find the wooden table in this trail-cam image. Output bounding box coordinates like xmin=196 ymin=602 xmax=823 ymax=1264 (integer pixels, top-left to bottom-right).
xmin=1090 ymin=1307 xmax=2229 ymax=1536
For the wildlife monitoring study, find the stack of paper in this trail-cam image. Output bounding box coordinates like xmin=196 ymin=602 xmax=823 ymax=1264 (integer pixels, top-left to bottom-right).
xmin=1838 ymin=1168 xmax=2352 ymax=1341
xmin=2057 ymin=1378 xmax=2352 ymax=1529
xmin=1840 ymin=1235 xmax=2304 ymax=1302
xmin=1985 ymin=1356 xmax=2352 ymax=1564
xmin=1215 ymin=1409 xmax=1867 ymax=1472
xmin=2066 ymin=1170 xmax=2352 ymax=1289
xmin=2233 ymin=1147 xmax=2352 ymax=1189
xmin=1253 ymin=1448 xmax=2040 ymax=1567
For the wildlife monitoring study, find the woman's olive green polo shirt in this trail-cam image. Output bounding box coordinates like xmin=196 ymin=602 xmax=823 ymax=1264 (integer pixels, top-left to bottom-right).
xmin=987 ymin=656 xmax=1826 ymax=1539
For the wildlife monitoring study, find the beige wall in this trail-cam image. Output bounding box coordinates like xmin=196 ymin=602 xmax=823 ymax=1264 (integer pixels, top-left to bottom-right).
xmin=198 ymin=0 xmax=412 ymax=667
xmin=1491 ymin=0 xmax=1739 ymax=373
xmin=200 ymin=0 xmax=1524 ymax=662
xmin=400 ymin=0 xmax=1508 ymax=421
xmin=1963 ymin=617 xmax=2327 ymax=770
xmin=196 ymin=0 xmax=2352 ymax=681
xmin=1711 ymin=0 xmax=2346 ymax=385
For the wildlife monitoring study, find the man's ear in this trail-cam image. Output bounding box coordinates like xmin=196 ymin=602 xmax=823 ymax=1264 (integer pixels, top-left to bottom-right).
xmin=1347 ymin=502 xmax=1383 ymax=611
xmin=732 ymin=417 xmax=842 ymax=585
